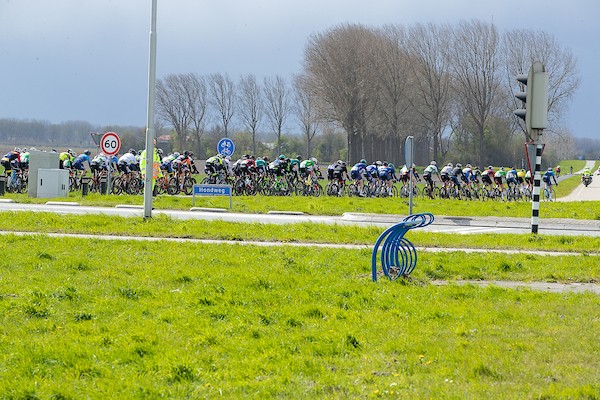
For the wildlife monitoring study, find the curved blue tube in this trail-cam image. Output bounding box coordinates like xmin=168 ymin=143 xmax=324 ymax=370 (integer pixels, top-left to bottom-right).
xmin=371 ymin=213 xmax=434 ymax=281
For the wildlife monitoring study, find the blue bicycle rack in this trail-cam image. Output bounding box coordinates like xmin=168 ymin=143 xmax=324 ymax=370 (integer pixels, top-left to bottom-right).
xmin=371 ymin=213 xmax=434 ymax=281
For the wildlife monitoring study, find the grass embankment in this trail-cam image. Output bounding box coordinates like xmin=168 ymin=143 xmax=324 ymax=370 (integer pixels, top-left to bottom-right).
xmin=0 ymin=235 xmax=598 ymax=398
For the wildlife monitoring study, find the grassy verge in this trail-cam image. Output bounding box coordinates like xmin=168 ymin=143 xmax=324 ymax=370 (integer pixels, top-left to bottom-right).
xmin=0 ymin=211 xmax=599 ymax=254
xmin=0 ymin=235 xmax=598 ymax=398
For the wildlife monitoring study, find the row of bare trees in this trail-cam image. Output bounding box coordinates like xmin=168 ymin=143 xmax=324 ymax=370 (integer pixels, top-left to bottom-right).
xmin=156 ymin=72 xmax=322 ymax=159
xmin=302 ymin=20 xmax=579 ymax=166
xmin=155 ymin=19 xmax=579 ymax=166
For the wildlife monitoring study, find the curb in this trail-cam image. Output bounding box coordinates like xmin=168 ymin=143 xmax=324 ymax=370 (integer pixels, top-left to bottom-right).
xmin=342 ymin=213 xmax=600 ymax=232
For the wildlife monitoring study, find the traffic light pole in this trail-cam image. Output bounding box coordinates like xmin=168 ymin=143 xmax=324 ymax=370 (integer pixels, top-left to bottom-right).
xmin=530 ymin=130 xmax=543 ymax=234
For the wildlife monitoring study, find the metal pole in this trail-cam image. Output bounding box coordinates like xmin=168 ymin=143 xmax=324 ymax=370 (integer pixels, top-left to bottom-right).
xmin=143 ymin=0 xmax=158 ymax=219
xmin=530 ymin=130 xmax=543 ymax=234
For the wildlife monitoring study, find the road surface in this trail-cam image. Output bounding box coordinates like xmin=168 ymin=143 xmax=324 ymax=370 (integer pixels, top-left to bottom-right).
xmin=558 ymin=160 xmax=600 ymax=202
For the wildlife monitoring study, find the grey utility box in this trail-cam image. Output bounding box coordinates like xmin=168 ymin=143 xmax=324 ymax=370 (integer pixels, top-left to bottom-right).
xmin=37 ymin=169 xmax=69 ymax=198
xmin=28 ymin=151 xmax=60 ymax=198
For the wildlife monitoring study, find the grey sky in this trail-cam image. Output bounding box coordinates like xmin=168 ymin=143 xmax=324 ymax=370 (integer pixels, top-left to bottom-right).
xmin=1 ymin=0 xmax=598 ymax=139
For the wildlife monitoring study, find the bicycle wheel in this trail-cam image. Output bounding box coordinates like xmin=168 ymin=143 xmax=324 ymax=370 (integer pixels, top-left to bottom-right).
xmin=183 ymin=177 xmax=196 ymax=195
xmin=327 ymin=183 xmax=339 ymax=196
xmin=167 ymin=177 xmax=180 ymax=195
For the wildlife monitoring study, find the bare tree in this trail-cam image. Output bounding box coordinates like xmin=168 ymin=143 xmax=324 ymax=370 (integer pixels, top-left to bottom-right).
xmin=503 ymin=29 xmax=580 ymax=140
xmin=293 ymin=74 xmax=320 ymax=158
xmin=237 ymin=74 xmax=263 ymax=155
xmin=371 ymin=25 xmax=416 ymax=163
xmin=406 ymin=22 xmax=454 ymax=162
xmin=180 ymin=73 xmax=209 ymax=155
xmin=156 ymin=74 xmax=191 ymax=151
xmin=208 ymin=73 xmax=235 ymax=137
xmin=450 ymin=20 xmax=503 ymax=166
xmin=263 ymin=75 xmax=291 ymax=155
xmin=303 ymin=24 xmax=380 ymax=162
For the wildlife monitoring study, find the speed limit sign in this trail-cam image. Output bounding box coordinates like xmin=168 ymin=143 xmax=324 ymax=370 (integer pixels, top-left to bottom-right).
xmin=100 ymin=132 xmax=121 ymax=156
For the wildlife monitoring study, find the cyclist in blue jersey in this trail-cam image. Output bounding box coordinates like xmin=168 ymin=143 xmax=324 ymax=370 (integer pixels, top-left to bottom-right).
xmin=72 ymin=150 xmax=92 ymax=173
xmin=378 ymin=162 xmax=397 ymax=195
xmin=350 ymin=159 xmax=369 ymax=195
xmin=542 ymin=167 xmax=558 ymax=188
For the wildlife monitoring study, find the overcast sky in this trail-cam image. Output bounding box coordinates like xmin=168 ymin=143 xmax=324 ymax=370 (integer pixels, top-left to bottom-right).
xmin=1 ymin=0 xmax=599 ymax=139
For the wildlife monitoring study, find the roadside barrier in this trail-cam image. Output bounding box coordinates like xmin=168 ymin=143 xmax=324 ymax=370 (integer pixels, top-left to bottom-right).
xmin=371 ymin=213 xmax=434 ymax=281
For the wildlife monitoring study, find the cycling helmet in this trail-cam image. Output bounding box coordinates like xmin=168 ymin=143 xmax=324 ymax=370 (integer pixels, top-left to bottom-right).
xmin=157 ymin=148 xmax=163 ymax=156
xmin=488 ymin=165 xmax=493 ymax=169
xmin=129 ymin=148 xmax=136 ymax=155
xmin=456 ymin=163 xmax=462 ymax=168
xmin=341 ymin=161 xmax=347 ymax=167
xmin=466 ymin=164 xmax=472 ymax=168
xmin=548 ymin=167 xmax=552 ymax=171
xmin=311 ymin=157 xmax=318 ymax=164
xmin=22 ymin=148 xmax=27 ymax=152
xmin=68 ymin=148 xmax=74 ymax=155
xmin=430 ymin=161 xmax=436 ymax=166
xmin=296 ymin=155 xmax=302 ymax=160
xmin=173 ymin=152 xmax=180 ymax=158
xmin=84 ymin=150 xmax=91 ymax=156
xmin=447 ymin=163 xmax=453 ymax=167
xmin=279 ymin=154 xmax=286 ymax=160
xmin=389 ymin=163 xmax=395 ymax=168
xmin=360 ymin=159 xmax=366 ymax=164
xmin=184 ymin=150 xmax=190 ymax=157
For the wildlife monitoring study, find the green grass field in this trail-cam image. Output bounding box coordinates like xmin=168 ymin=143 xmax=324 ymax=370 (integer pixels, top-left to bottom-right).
xmin=0 ymin=235 xmax=598 ymax=398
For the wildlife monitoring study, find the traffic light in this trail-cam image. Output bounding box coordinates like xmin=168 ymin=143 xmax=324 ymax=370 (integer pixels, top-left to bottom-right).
xmin=514 ymin=61 xmax=549 ymax=135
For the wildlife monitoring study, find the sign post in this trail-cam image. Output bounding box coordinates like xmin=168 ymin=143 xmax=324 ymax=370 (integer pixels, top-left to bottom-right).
xmin=404 ymin=136 xmax=414 ymax=215
xmin=100 ymin=132 xmax=121 ymax=195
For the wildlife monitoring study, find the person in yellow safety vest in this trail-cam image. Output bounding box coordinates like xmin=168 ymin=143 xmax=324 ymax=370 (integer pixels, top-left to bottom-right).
xmin=139 ymin=146 xmax=163 ymax=192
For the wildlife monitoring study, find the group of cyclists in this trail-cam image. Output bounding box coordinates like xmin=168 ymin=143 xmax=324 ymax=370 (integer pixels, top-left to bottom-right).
xmin=3 ymin=145 xmax=593 ymax=199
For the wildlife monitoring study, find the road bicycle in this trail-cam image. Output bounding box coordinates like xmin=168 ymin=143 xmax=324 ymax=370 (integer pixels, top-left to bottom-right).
xmin=543 ymin=184 xmax=556 ymax=202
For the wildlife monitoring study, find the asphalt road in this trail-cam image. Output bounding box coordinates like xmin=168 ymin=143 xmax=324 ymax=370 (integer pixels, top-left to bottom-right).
xmin=0 ymin=201 xmax=598 ymax=236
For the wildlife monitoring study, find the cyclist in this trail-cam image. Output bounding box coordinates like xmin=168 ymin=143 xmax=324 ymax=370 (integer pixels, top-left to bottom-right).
xmin=19 ymin=148 xmax=30 ymax=170
xmin=255 ymin=156 xmax=268 ymax=175
xmin=423 ymin=161 xmax=441 ymax=193
xmin=378 ymin=161 xmax=397 ymax=196
xmin=481 ymin=165 xmax=494 ymax=188
xmin=555 ymin=165 xmax=561 ymax=178
xmin=161 ymin=152 xmax=178 ymax=177
xmin=517 ymin=169 xmax=526 ymax=186
xmin=59 ymin=149 xmax=75 ymax=169
xmin=506 ymin=167 xmax=518 ymax=188
xmin=289 ymin=155 xmax=302 ymax=181
xmin=494 ymin=167 xmax=506 ymax=190
xmin=332 ymin=160 xmax=349 ymax=185
xmin=350 ymin=159 xmax=369 ymax=196
xmin=205 ymin=153 xmax=224 ymax=175
xmin=450 ymin=163 xmax=463 ymax=189
xmin=118 ymin=149 xmax=139 ymax=174
xmin=400 ymin=163 xmax=420 ymax=184
xmin=542 ymin=167 xmax=558 ymax=198
xmin=90 ymin=153 xmax=110 ymax=177
xmin=440 ymin=163 xmax=453 ymax=189
xmin=299 ymin=157 xmax=318 ymax=182
xmin=72 ymin=150 xmax=92 ymax=174
xmin=1 ymin=149 xmax=21 ymax=176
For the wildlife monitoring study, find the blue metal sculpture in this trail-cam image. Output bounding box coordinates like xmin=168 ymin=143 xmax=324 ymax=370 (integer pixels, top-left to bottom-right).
xmin=371 ymin=213 xmax=434 ymax=281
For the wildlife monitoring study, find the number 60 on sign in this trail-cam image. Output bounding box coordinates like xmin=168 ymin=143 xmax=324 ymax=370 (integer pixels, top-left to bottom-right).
xmin=101 ymin=132 xmax=121 ymax=156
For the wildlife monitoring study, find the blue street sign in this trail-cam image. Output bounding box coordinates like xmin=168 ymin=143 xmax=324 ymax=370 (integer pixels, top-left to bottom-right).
xmin=193 ymin=184 xmax=232 ymax=196
xmin=217 ymin=138 xmax=235 ymax=157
